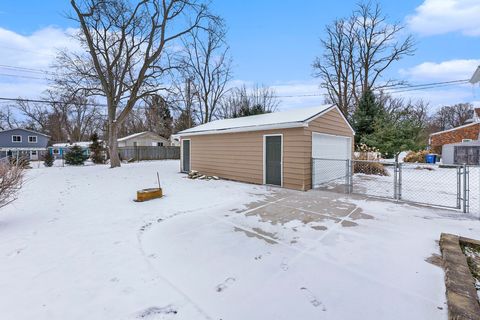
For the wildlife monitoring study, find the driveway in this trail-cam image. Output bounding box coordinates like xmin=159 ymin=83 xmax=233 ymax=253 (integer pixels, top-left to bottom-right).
xmin=141 ymin=187 xmax=480 ymax=320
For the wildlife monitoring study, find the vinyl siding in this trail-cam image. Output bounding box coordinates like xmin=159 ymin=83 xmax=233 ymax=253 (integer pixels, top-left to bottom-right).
xmin=182 ymin=107 xmax=354 ymax=191
xmin=304 ymin=108 xmax=354 ymax=189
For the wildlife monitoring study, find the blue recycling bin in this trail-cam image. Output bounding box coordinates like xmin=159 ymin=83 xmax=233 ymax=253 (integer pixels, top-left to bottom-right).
xmin=425 ymin=154 xmax=436 ymax=164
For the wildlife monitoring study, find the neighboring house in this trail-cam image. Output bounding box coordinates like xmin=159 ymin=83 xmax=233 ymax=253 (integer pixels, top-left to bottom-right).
xmin=177 ymin=105 xmax=354 ymax=191
xmin=0 ymin=128 xmax=49 ymax=160
xmin=49 ymin=142 xmax=92 ymax=159
xmin=430 ymin=108 xmax=480 ymax=164
xmin=117 ymin=131 xmax=170 ymax=147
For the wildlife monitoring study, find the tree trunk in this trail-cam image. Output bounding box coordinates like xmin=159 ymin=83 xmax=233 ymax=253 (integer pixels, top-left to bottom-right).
xmin=108 ymin=122 xmax=121 ymax=168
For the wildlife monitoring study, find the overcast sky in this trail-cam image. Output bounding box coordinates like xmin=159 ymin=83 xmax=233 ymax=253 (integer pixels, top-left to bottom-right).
xmin=0 ymin=0 xmax=479 ymax=112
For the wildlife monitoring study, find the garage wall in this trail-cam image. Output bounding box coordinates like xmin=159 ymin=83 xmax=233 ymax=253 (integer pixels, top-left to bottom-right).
xmin=185 ymin=127 xmax=310 ymax=191
xmin=304 ymin=108 xmax=354 ymax=190
xmin=182 ymin=107 xmax=354 ymax=191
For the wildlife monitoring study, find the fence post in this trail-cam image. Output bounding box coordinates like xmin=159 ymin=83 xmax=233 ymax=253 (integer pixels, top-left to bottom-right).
xmin=457 ymin=166 xmax=461 ymax=209
xmin=345 ymin=160 xmax=350 ymax=194
xmin=463 ymin=164 xmax=468 ymax=213
xmin=311 ymin=158 xmax=315 ymax=189
xmin=393 ymin=161 xmax=398 ymax=200
xmin=398 ymin=162 xmax=402 ymax=200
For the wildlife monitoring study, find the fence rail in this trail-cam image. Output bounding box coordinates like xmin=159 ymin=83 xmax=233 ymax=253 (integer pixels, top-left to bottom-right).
xmin=312 ymin=158 xmax=477 ymax=215
xmin=117 ymin=146 xmax=180 ymax=161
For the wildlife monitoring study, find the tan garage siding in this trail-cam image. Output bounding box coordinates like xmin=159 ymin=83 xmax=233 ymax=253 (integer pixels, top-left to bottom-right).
xmin=181 ymin=106 xmax=354 ymax=191
xmin=187 ymin=127 xmax=310 ymax=190
xmin=304 ymin=108 xmax=354 ymax=189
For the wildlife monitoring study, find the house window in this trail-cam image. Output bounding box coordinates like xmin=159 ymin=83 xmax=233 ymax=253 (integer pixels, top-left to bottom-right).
xmin=31 ymin=151 xmax=37 ymax=155
xmin=53 ymin=149 xmax=60 ymax=155
xmin=28 ymin=136 xmax=37 ymax=143
xmin=12 ymin=135 xmax=22 ymax=143
xmin=157 ymin=142 xmax=164 ymax=146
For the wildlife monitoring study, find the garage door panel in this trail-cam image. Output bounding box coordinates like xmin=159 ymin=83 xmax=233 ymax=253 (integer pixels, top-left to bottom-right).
xmin=312 ymin=133 xmax=351 ymax=187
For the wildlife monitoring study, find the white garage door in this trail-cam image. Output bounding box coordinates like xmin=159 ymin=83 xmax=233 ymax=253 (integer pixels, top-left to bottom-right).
xmin=312 ymin=133 xmax=351 ymax=187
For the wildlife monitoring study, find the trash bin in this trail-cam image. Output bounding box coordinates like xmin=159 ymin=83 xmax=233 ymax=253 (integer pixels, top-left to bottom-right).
xmin=425 ymin=154 xmax=436 ymax=163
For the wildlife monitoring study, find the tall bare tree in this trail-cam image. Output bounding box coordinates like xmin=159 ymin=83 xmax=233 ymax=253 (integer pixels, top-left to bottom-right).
xmin=178 ymin=21 xmax=232 ymax=123
xmin=218 ymin=84 xmax=279 ymax=119
xmin=64 ymin=0 xmax=215 ymax=167
xmin=313 ymin=2 xmax=415 ymax=117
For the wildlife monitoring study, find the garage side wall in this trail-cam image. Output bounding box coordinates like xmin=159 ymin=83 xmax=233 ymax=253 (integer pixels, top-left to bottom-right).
xmin=304 ymin=108 xmax=355 ymax=190
xmin=184 ymin=127 xmax=310 ymax=191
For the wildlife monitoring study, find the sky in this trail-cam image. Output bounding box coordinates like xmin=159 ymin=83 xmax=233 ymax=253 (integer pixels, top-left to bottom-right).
xmin=0 ymin=0 xmax=479 ymax=112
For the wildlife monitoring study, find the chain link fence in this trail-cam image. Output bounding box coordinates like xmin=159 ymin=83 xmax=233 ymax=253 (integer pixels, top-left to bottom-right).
xmin=312 ymin=158 xmax=478 ymax=215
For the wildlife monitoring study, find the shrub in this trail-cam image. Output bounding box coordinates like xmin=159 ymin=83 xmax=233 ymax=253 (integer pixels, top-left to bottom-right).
xmin=89 ymin=133 xmax=105 ymax=164
xmin=404 ymin=150 xmax=429 ymax=163
xmin=64 ymin=145 xmax=87 ymax=165
xmin=353 ymin=144 xmax=388 ymax=176
xmin=9 ymin=156 xmax=30 ymax=168
xmin=43 ymin=152 xmax=54 ymax=167
xmin=0 ymin=161 xmax=24 ymax=208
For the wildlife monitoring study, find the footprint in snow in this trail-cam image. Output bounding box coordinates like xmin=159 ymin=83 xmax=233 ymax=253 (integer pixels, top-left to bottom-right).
xmin=136 ymin=305 xmax=177 ymax=319
xmin=300 ymin=287 xmax=326 ymax=311
xmin=215 ymin=277 xmax=236 ymax=293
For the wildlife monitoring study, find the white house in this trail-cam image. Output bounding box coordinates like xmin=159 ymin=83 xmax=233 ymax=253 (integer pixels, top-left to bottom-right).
xmin=117 ymin=131 xmax=170 ymax=147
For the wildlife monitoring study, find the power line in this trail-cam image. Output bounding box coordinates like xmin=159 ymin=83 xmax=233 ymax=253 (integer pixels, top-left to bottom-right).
xmin=0 ymin=64 xmax=54 ymax=75
xmin=0 ymin=97 xmax=108 ymax=107
xmin=0 ymin=72 xmax=47 ymax=80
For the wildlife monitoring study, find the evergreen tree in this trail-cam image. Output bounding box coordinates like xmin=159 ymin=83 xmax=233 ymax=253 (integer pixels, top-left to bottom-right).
xmin=233 ymin=104 xmax=271 ymax=118
xmin=363 ymin=110 xmax=425 ymax=160
xmin=158 ymin=100 xmax=173 ymax=138
xmin=43 ymin=152 xmax=54 ymax=167
xmin=174 ymin=109 xmax=196 ymax=133
xmin=64 ymin=145 xmax=87 ymax=165
xmin=352 ymin=89 xmax=384 ymax=144
xmin=89 ymin=133 xmax=105 ymax=164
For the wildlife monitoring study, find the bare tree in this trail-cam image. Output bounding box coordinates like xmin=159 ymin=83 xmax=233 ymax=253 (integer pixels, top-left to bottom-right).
xmin=178 ymin=21 xmax=232 ymax=123
xmin=0 ymin=162 xmax=24 ymax=209
xmin=0 ymin=106 xmax=20 ymax=130
xmin=218 ymin=84 xmax=279 ymax=119
xmin=428 ymin=103 xmax=474 ymax=132
xmin=45 ymin=90 xmax=103 ymax=142
xmin=313 ymin=17 xmax=357 ymax=116
xmin=313 ymin=2 xmax=415 ymax=117
xmin=64 ymin=0 xmax=215 ymax=167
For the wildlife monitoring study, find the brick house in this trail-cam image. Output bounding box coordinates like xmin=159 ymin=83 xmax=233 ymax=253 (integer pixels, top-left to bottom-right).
xmin=429 ymin=108 xmax=480 ymax=154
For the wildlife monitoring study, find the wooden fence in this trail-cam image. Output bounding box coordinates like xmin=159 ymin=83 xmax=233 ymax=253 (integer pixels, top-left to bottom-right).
xmin=118 ymin=146 xmax=180 ymax=161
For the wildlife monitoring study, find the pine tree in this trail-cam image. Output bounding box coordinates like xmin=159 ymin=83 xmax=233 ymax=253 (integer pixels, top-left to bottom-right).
xmin=158 ymin=100 xmax=173 ymax=138
xmin=174 ymin=109 xmax=196 ymax=133
xmin=352 ymin=89 xmax=384 ymax=144
xmin=64 ymin=145 xmax=87 ymax=165
xmin=43 ymin=152 xmax=54 ymax=167
xmin=89 ymin=133 xmax=105 ymax=164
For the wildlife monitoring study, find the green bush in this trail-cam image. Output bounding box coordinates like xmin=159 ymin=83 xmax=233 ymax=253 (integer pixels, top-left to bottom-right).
xmin=64 ymin=145 xmax=87 ymax=165
xmin=43 ymin=152 xmax=54 ymax=167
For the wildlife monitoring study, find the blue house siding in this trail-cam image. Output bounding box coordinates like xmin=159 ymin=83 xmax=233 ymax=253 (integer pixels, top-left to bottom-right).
xmin=0 ymin=128 xmax=49 ymax=160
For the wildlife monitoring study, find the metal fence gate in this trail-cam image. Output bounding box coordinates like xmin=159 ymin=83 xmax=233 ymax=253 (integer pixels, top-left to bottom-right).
xmin=312 ymin=158 xmax=474 ymax=213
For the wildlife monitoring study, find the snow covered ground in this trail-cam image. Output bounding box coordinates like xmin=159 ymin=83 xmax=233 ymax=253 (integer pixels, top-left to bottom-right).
xmin=1 ymin=160 xmax=480 ymax=319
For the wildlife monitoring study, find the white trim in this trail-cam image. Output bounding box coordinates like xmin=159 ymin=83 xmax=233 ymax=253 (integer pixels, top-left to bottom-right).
xmin=179 ymin=122 xmax=306 ymax=137
xmin=263 ymin=134 xmax=283 ymax=187
xmin=429 ymin=122 xmax=477 ymax=136
xmin=11 ymin=135 xmax=22 ymax=143
xmin=28 ymin=135 xmax=37 ymax=143
xmin=0 ymin=147 xmax=46 ymax=151
xmin=181 ymin=138 xmax=191 ymax=173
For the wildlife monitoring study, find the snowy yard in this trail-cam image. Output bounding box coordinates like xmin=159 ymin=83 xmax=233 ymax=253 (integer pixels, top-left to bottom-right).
xmin=1 ymin=160 xmax=480 ymax=319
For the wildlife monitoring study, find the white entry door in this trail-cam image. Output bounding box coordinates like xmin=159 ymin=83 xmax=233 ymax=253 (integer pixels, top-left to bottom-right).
xmin=312 ymin=133 xmax=352 ymax=187
xmin=30 ymin=150 xmax=38 ymax=160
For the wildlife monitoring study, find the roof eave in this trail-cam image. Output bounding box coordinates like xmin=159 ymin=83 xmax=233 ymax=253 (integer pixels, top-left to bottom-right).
xmin=178 ymin=122 xmax=306 ymax=137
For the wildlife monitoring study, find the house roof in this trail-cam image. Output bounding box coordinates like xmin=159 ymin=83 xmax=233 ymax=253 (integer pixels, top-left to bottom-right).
xmin=117 ymin=131 xmax=167 ymax=142
xmin=429 ymin=122 xmax=478 ymax=136
xmin=178 ymin=105 xmax=354 ymax=136
xmin=52 ymin=142 xmax=92 ymax=148
xmin=0 ymin=128 xmax=50 ymax=137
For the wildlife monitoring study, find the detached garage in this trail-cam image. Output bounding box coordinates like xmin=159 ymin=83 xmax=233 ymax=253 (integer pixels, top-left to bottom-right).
xmin=177 ymin=105 xmax=354 ymax=191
